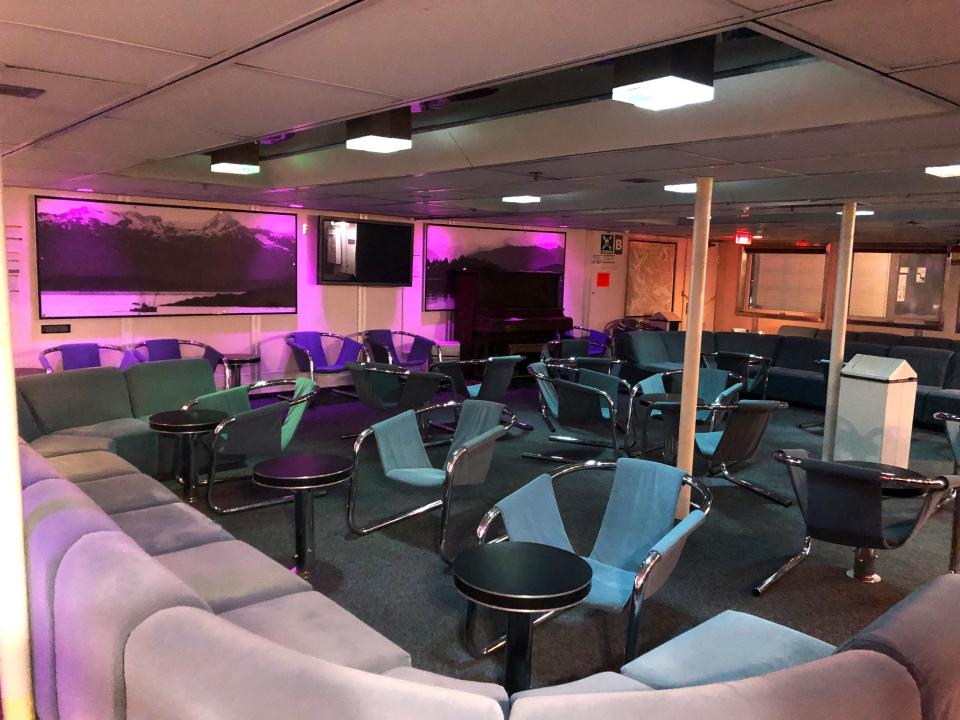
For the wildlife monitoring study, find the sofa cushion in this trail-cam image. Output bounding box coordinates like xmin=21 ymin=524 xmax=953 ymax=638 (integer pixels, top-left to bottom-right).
xmin=124 ymin=358 xmax=217 ymax=417
xmin=222 ymin=591 xmax=410 ymax=674
xmin=901 ymin=336 xmax=955 ymax=350
xmin=814 ymin=329 xmax=833 ymax=340
xmin=713 ymin=331 xmax=781 ymax=359
xmin=23 ymin=478 xmax=120 ymax=720
xmin=774 ymin=337 xmax=830 ymax=371
xmin=383 ymin=667 xmax=508 ymax=717
xmin=766 ymin=368 xmax=818 ymax=406
xmin=17 ymin=388 xmax=43 ymax=441
xmin=857 ymin=331 xmax=904 ymax=345
xmin=618 ymin=332 xmax=669 ymax=365
xmin=54 ymin=531 xmax=209 ymax=720
xmin=844 ymin=342 xmax=888 ymax=361
xmin=110 ymin=502 xmax=232 ymax=555
xmin=19 ymin=442 xmax=61 ymax=488
xmin=921 ymin=389 xmax=960 ymax=425
xmin=54 ymin=417 xmax=157 ymax=474
xmin=47 ymin=450 xmax=139 ymax=483
xmin=620 ymin=610 xmax=835 ymax=689
xmin=156 ymin=540 xmax=311 ymax=614
xmin=778 ymin=325 xmax=819 ymax=337
xmin=888 ymin=346 xmax=953 ymax=387
xmin=16 ymin=367 xmax=133 ymax=434
xmin=840 ymin=574 xmax=960 ymax=720
xmin=78 ymin=472 xmax=180 ymax=514
xmin=30 ymin=433 xmax=114 ymax=458
xmin=511 ymin=671 xmax=650 ymax=702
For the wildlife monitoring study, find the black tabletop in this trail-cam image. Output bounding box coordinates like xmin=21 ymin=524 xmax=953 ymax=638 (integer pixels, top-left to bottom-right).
xmin=149 ymin=409 xmax=227 ymax=433
xmin=253 ymin=454 xmax=352 ymax=490
xmin=453 ymin=542 xmax=591 ymax=613
xmin=222 ymin=353 xmax=261 ymax=363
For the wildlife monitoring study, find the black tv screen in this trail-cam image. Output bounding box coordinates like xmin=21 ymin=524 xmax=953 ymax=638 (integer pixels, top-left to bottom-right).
xmin=319 ymin=219 xmax=413 ymax=286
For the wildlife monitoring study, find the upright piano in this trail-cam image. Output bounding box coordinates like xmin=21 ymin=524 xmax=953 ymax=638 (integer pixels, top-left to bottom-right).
xmin=452 ymin=270 xmax=573 ymax=359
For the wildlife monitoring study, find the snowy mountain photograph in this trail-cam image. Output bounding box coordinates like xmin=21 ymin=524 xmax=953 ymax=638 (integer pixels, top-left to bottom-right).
xmin=35 ymin=197 xmax=297 ymax=317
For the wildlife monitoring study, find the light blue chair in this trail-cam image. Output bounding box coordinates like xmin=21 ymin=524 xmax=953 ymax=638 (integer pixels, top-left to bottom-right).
xmin=934 ymin=411 xmax=960 ymax=474
xmin=470 ymin=458 xmax=711 ymax=663
xmin=348 ymin=399 xmax=511 ymax=561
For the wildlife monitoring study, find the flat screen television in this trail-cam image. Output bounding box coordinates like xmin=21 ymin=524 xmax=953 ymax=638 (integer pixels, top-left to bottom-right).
xmin=318 ymin=218 xmax=413 ymax=286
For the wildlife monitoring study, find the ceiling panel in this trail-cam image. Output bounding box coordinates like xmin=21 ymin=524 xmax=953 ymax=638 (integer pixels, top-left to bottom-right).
xmin=642 ymin=163 xmax=799 ymax=182
xmin=0 ymin=105 xmax=80 ymax=146
xmin=895 ymin=63 xmax=960 ymax=103
xmin=3 ymin=146 xmax=140 ymax=176
xmin=1 ymin=66 xmax=137 ymax=119
xmin=491 ymin=147 xmax=714 ymax=179
xmin=0 ymin=0 xmax=345 ymax=57
xmin=0 ymin=22 xmax=201 ymax=86
xmin=37 ymin=118 xmax=242 ymax=161
xmin=240 ymin=0 xmax=747 ymax=99
xmin=1 ymin=166 xmax=77 ymax=188
xmin=769 ymin=0 xmax=960 ymax=71
xmin=762 ymin=146 xmax=960 ymax=175
xmin=109 ymin=64 xmax=401 ymax=138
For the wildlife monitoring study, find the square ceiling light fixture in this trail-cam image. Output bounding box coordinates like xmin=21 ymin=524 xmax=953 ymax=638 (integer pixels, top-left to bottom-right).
xmin=612 ymin=37 xmax=716 ymax=111
xmin=926 ymin=165 xmax=960 ymax=178
xmin=502 ymin=195 xmax=540 ymax=203
xmin=210 ymin=143 xmax=260 ymax=175
xmin=346 ymin=108 xmax=412 ymax=153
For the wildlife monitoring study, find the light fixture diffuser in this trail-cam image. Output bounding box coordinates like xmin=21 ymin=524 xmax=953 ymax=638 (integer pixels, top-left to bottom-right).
xmin=346 ymin=108 xmax=412 ymax=154
xmin=502 ymin=195 xmax=541 ymax=204
xmin=926 ymin=165 xmax=960 ymax=178
xmin=210 ymin=143 xmax=260 ymax=175
xmin=612 ymin=37 xmax=716 ymax=111
xmin=665 ymin=183 xmax=697 ymax=194
xmin=613 ymin=76 xmax=714 ymax=111
xmin=345 ymin=136 xmax=412 ymax=153
xmin=835 ymin=209 xmax=875 ymax=216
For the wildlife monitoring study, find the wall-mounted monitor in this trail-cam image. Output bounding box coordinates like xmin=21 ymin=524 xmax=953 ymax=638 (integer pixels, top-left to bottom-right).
xmin=318 ymin=218 xmax=413 ymax=286
xmin=35 ymin=196 xmax=297 ymax=318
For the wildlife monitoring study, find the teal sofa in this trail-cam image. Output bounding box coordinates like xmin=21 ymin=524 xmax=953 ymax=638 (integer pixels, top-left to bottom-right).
xmin=16 ymin=359 xmax=217 ymax=475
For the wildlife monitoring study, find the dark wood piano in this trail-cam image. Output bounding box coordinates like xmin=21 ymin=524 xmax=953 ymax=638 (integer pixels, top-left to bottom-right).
xmin=452 ymin=270 xmax=573 ymax=359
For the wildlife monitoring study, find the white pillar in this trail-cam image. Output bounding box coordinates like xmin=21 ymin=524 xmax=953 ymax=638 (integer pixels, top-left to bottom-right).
xmin=0 ymin=117 xmax=36 ymax=718
xmin=822 ymin=201 xmax=858 ymax=461
xmin=676 ymin=177 xmax=713 ymax=512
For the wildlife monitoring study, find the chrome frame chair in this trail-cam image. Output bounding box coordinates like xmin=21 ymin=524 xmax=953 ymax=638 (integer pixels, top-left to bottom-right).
xmin=362 ymin=329 xmax=442 ymax=370
xmin=185 ymin=378 xmax=320 ymax=515
xmin=466 ymin=459 xmax=712 ymax=664
xmin=39 ymin=342 xmax=130 ymax=372
xmin=562 ymin=325 xmax=613 ymax=357
xmin=755 ymin=449 xmax=960 ymax=594
xmin=343 ymin=362 xmax=450 ymax=438
xmin=524 ymin=362 xmax=629 ymax=463
xmin=285 ymin=331 xmax=367 ymax=389
xmin=933 ymin=411 xmax=960 ymax=474
xmin=133 ymin=338 xmax=223 ymax=371
xmin=711 ymin=351 xmax=772 ymax=398
xmin=429 ymin=356 xmax=527 ymax=431
xmin=348 ymin=399 xmax=514 ymax=561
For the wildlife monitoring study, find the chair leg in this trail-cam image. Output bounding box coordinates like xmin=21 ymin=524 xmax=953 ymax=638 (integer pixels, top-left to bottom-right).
xmin=462 ymin=602 xmax=563 ymax=658
xmin=624 ymin=590 xmax=645 ymax=664
xmin=753 ymin=536 xmax=812 ymax=595
xmin=718 ymin=464 xmax=793 ymax=507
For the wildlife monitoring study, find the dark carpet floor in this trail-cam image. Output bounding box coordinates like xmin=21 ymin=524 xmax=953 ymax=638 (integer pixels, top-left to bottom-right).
xmin=183 ymin=384 xmax=958 ymax=688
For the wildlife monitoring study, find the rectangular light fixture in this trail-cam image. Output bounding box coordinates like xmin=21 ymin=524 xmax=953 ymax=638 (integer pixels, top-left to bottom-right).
xmin=613 ymin=37 xmax=715 ymax=111
xmin=926 ymin=165 xmax=960 ymax=178
xmin=502 ymin=195 xmax=540 ymax=204
xmin=210 ymin=143 xmax=260 ymax=175
xmin=836 ymin=209 xmax=875 ymax=216
xmin=665 ymin=183 xmax=697 ymax=194
xmin=346 ymin=108 xmax=412 ymax=154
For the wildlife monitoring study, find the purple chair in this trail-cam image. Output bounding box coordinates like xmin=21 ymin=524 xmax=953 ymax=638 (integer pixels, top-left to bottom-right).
xmin=285 ymin=332 xmax=365 ymax=380
xmin=362 ymin=329 xmax=440 ymax=370
xmin=134 ymin=339 xmax=223 ymax=371
xmin=562 ymin=325 xmax=612 ymax=357
xmin=39 ymin=343 xmax=134 ymax=372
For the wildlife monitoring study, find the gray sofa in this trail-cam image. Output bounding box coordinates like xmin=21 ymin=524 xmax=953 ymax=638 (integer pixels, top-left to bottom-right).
xmin=616 ymin=330 xmax=960 ymax=425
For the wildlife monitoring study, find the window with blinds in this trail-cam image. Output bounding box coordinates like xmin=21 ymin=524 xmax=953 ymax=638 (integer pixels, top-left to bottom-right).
xmin=849 ymin=250 xmax=946 ymax=329
xmin=739 ymin=249 xmax=826 ymax=319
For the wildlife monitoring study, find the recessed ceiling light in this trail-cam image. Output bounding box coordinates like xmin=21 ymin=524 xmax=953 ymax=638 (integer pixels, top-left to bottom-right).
xmin=925 ymin=165 xmax=960 ymax=178
xmin=75 ymin=187 xmax=94 ymax=192
xmin=665 ymin=183 xmax=697 ymax=194
xmin=210 ymin=162 xmax=260 ymax=175
xmin=502 ymin=195 xmax=541 ymax=204
xmin=346 ymin=109 xmax=412 ymax=154
xmin=836 ymin=209 xmax=875 ymax=216
xmin=210 ymin=143 xmax=260 ymax=175
xmin=613 ymin=76 xmax=714 ymax=111
xmin=288 ymin=203 xmax=303 ymax=208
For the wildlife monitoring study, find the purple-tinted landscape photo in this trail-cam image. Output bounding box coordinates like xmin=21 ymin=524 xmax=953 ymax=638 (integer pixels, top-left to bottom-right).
xmin=35 ymin=197 xmax=297 ymax=318
xmin=424 ymin=224 xmax=565 ymax=311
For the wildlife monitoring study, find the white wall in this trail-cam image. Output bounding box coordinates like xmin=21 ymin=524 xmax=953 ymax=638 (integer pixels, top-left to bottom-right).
xmin=3 ymin=186 xmax=616 ymax=379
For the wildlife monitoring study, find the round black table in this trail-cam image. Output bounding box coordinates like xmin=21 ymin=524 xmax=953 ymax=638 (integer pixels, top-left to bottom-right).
xmin=253 ymin=454 xmax=351 ymax=579
xmin=452 ymin=542 xmax=591 ymax=694
xmin=223 ymin=353 xmax=261 ymax=388
xmin=149 ymin=409 xmax=227 ymax=503
xmin=839 ymin=460 xmax=926 ymax=583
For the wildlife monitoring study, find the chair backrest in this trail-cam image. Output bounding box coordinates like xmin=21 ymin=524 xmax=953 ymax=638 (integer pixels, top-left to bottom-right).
xmin=559 ymin=338 xmax=591 ymax=357
xmin=637 ymin=373 xmax=667 ymax=395
xmin=288 ymin=332 xmax=328 ymax=371
xmin=944 ymin=417 xmax=960 ymax=466
xmin=576 ymin=367 xmax=623 ymax=412
xmin=445 ymin=400 xmax=505 ymax=463
xmin=696 ymin=367 xmax=739 ymax=404
xmin=332 ymin=336 xmax=365 ymax=367
xmin=372 ymin=409 xmax=432 ymax=472
xmin=142 ymin=339 xmax=183 ymax=362
xmin=445 ymin=400 xmax=508 ymax=487
xmin=280 ymin=377 xmax=318 ymax=450
xmin=214 ymin=402 xmax=286 ymax=458
xmin=192 ymin=385 xmax=253 ymax=417
xmin=40 ymin=343 xmax=106 ymax=372
xmin=431 ymin=360 xmax=470 ymax=398
xmin=407 ymin=335 xmax=436 ymax=365
xmin=529 ymin=362 xmax=559 ymax=417
xmin=574 ymin=357 xmax=620 ymax=376
xmin=364 ymin=330 xmax=400 ymax=364
xmin=347 ymin=362 xmax=406 ymax=410
xmin=709 ymin=400 xmax=780 ymax=467
xmin=777 ymin=450 xmax=942 ymax=550
xmin=477 ymin=355 xmax=521 ymax=400
xmin=396 ymin=371 xmax=446 ymax=411
xmin=553 ymin=375 xmax=615 ymax=429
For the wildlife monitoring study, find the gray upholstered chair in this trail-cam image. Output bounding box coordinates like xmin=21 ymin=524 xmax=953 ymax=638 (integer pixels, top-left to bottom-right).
xmin=468 ymin=458 xmax=711 ymax=663
xmin=754 ymin=449 xmax=960 ymax=594
xmin=348 ymin=399 xmax=511 ymax=561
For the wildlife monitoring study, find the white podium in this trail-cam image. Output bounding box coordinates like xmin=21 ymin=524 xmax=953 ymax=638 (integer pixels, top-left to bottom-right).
xmin=834 ymin=354 xmax=917 ymax=466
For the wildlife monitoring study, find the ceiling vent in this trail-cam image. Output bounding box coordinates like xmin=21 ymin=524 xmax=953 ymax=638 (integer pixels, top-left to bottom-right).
xmin=0 ymin=82 xmax=45 ymax=99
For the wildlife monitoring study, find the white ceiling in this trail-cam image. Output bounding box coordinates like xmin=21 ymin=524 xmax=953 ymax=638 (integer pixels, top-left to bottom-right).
xmin=2 ymin=0 xmax=960 ymax=240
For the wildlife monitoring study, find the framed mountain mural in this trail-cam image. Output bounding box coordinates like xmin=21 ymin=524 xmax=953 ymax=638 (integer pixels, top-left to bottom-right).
xmin=423 ymin=224 xmax=566 ymax=311
xmin=34 ymin=196 xmax=297 ymax=318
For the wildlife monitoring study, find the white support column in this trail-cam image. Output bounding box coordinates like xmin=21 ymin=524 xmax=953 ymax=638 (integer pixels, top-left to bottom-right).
xmin=0 ymin=121 xmax=36 ymax=719
xmin=822 ymin=201 xmax=858 ymax=461
xmin=676 ymin=177 xmax=713 ymax=513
